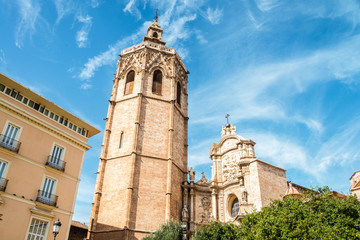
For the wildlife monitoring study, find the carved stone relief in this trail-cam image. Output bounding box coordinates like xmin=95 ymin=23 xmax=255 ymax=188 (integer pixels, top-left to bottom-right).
xmin=222 ymin=154 xmax=241 ymax=182
xmin=221 ymin=139 xmax=237 ymax=153
xmin=198 ymin=196 xmax=212 ymax=224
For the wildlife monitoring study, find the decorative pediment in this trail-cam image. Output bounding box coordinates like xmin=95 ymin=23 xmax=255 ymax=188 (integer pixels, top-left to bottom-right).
xmin=118 ymin=51 xmax=145 ymax=78
xmin=146 ymin=51 xmax=172 ymax=77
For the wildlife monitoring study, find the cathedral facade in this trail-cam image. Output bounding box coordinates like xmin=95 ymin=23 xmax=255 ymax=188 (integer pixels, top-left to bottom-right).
xmin=182 ymin=123 xmax=288 ymax=232
xmin=88 ymin=19 xmax=358 ymax=240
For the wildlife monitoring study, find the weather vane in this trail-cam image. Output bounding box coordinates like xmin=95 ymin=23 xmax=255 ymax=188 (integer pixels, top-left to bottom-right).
xmin=155 ymin=8 xmax=158 ymax=21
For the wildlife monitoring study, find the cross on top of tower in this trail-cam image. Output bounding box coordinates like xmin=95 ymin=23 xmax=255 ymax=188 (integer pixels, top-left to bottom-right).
xmin=225 ymin=114 xmax=230 ymax=128
xmin=155 ymin=8 xmax=158 ymax=21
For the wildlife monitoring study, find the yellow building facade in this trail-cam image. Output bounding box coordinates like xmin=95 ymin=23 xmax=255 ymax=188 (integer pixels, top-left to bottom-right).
xmin=0 ymin=73 xmax=99 ymax=240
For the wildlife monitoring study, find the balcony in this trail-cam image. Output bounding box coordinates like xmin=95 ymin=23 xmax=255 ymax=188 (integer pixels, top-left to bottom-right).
xmin=46 ymin=155 xmax=66 ymax=172
xmin=36 ymin=190 xmax=58 ymax=207
xmin=0 ymin=178 xmax=8 ymax=191
xmin=0 ymin=134 xmax=21 ymax=153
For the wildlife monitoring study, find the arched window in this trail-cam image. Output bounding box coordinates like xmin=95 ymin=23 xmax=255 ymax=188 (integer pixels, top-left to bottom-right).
xmin=153 ymin=32 xmax=158 ymax=38
xmin=152 ymin=70 xmax=162 ymax=95
xmin=231 ymin=198 xmax=239 ymax=218
xmin=124 ymin=70 xmax=135 ymax=95
xmin=119 ymin=132 xmax=124 ymax=149
xmin=176 ymin=82 xmax=181 ymax=105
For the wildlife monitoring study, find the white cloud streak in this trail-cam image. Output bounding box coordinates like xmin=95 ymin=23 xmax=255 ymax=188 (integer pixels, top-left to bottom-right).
xmin=15 ymin=0 xmax=41 ymax=48
xmin=0 ymin=50 xmax=6 ymax=65
xmin=123 ymin=0 xmax=141 ymax=19
xmin=76 ymin=14 xmax=93 ymax=48
xmin=206 ymin=7 xmax=223 ymax=24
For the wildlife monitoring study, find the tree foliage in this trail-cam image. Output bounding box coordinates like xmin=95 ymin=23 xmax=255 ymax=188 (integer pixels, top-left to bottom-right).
xmin=195 ymin=187 xmax=360 ymax=240
xmin=142 ymin=220 xmax=183 ymax=240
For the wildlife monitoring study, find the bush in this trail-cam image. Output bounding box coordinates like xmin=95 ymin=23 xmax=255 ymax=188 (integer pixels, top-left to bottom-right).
xmin=142 ymin=220 xmax=184 ymax=240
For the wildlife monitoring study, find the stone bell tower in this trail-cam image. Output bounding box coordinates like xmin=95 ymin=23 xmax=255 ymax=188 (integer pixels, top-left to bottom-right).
xmin=89 ymin=19 xmax=189 ymax=240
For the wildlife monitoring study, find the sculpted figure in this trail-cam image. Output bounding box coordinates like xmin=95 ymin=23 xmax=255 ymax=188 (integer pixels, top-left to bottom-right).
xmin=188 ymin=167 xmax=195 ymax=182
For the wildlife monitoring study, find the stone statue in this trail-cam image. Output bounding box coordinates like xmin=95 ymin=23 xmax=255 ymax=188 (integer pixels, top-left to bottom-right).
xmin=198 ymin=172 xmax=208 ymax=184
xmin=182 ymin=207 xmax=189 ymax=221
xmin=188 ymin=167 xmax=195 ymax=182
xmin=242 ymin=190 xmax=248 ymax=203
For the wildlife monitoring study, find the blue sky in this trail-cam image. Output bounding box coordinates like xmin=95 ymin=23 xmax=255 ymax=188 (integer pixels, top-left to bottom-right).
xmin=1 ymin=0 xmax=360 ymax=224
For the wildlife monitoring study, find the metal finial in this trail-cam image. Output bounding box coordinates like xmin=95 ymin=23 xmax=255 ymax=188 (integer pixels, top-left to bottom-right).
xmin=155 ymin=8 xmax=158 ymax=21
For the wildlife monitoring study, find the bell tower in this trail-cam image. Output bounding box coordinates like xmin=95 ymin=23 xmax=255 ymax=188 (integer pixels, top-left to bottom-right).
xmin=89 ymin=19 xmax=189 ymax=240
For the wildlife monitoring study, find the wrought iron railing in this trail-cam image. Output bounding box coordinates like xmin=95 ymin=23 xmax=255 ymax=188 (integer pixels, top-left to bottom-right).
xmin=0 ymin=134 xmax=21 ymax=153
xmin=45 ymin=155 xmax=66 ymax=172
xmin=36 ymin=190 xmax=58 ymax=207
xmin=0 ymin=177 xmax=8 ymax=192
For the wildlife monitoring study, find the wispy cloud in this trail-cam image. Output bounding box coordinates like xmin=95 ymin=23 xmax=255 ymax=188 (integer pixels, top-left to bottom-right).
xmin=0 ymin=50 xmax=6 ymax=65
xmin=15 ymin=0 xmax=41 ymax=48
xmin=76 ymin=14 xmax=93 ymax=48
xmin=206 ymin=7 xmax=223 ymax=24
xmin=53 ymin=0 xmax=74 ymax=24
xmin=78 ymin=22 xmax=149 ymax=88
xmin=190 ymin=34 xmax=360 ymax=129
xmin=254 ymin=0 xmax=281 ymax=12
xmin=123 ymin=0 xmax=141 ymax=20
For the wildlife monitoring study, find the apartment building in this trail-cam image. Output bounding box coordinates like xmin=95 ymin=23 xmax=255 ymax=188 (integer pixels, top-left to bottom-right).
xmin=0 ymin=73 xmax=99 ymax=239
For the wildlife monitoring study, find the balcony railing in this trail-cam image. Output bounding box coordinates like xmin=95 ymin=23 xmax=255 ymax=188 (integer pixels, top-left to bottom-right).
xmin=0 ymin=178 xmax=8 ymax=192
xmin=0 ymin=134 xmax=21 ymax=153
xmin=45 ymin=155 xmax=66 ymax=172
xmin=36 ymin=190 xmax=58 ymax=207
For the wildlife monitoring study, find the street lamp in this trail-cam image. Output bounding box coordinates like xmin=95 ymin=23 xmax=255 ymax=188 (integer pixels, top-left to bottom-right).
xmin=52 ymin=218 xmax=62 ymax=240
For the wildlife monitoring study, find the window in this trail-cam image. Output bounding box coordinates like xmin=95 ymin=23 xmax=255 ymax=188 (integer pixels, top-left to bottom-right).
xmin=37 ymin=177 xmax=57 ymax=206
xmin=0 ymin=160 xmax=8 ymax=191
xmin=51 ymin=145 xmax=63 ymax=164
xmin=47 ymin=145 xmax=65 ymax=171
xmin=26 ymin=218 xmax=48 ymax=240
xmin=124 ymin=70 xmax=135 ymax=95
xmin=1 ymin=123 xmax=20 ymax=152
xmin=0 ymin=83 xmax=5 ymax=92
xmin=119 ymin=132 xmax=124 ymax=149
xmin=176 ymin=82 xmax=181 ymax=105
xmin=153 ymin=32 xmax=158 ymax=38
xmin=0 ymin=160 xmax=7 ymax=179
xmin=28 ymin=100 xmax=35 ymax=108
xmin=231 ymin=198 xmax=239 ymax=218
xmin=152 ymin=70 xmax=162 ymax=95
xmin=5 ymin=88 xmax=11 ymax=95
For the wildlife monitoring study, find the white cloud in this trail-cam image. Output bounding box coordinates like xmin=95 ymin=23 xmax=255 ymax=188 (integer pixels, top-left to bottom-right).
xmin=76 ymin=14 xmax=93 ymax=48
xmin=206 ymin=7 xmax=223 ymax=24
xmin=190 ymin=34 xmax=360 ymax=131
xmin=15 ymin=0 xmax=41 ymax=48
xmin=254 ymin=0 xmax=281 ymax=12
xmin=53 ymin=0 xmax=74 ymax=24
xmin=0 ymin=50 xmax=6 ymax=65
xmin=78 ymin=22 xmax=149 ymax=81
xmin=123 ymin=0 xmax=142 ymax=19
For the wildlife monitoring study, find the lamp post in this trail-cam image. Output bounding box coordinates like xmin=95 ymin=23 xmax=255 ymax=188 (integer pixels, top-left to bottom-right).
xmin=53 ymin=218 xmax=62 ymax=240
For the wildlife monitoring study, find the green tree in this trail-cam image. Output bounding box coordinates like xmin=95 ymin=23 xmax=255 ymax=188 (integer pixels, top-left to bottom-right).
xmin=195 ymin=187 xmax=360 ymax=240
xmin=193 ymin=221 xmax=241 ymax=240
xmin=142 ymin=220 xmax=184 ymax=240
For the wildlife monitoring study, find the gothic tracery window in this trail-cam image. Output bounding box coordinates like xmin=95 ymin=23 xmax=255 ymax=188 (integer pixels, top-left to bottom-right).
xmin=124 ymin=70 xmax=135 ymax=95
xmin=176 ymin=82 xmax=181 ymax=105
xmin=152 ymin=70 xmax=162 ymax=95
